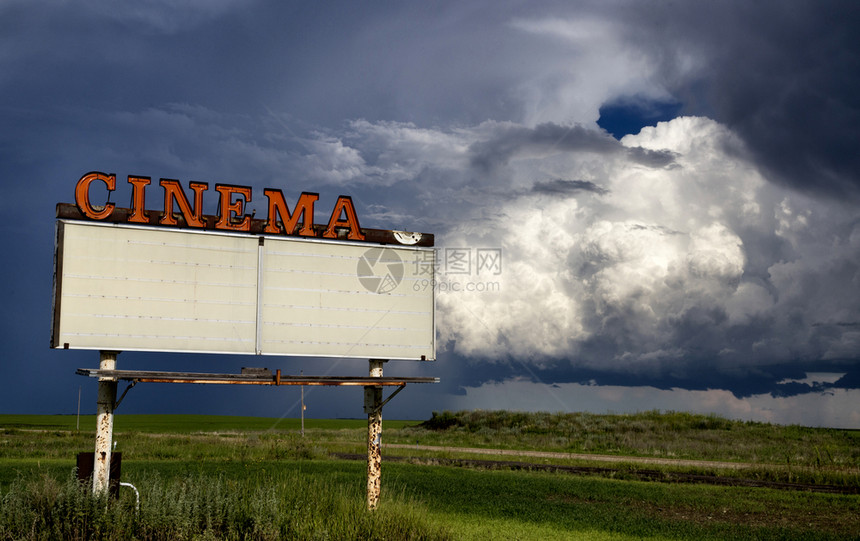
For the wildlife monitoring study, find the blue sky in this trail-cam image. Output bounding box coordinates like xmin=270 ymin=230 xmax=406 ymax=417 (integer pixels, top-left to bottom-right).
xmin=2 ymin=1 xmax=859 ymax=428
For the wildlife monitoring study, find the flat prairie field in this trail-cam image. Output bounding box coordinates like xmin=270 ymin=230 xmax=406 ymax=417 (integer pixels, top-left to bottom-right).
xmin=0 ymin=412 xmax=857 ymax=540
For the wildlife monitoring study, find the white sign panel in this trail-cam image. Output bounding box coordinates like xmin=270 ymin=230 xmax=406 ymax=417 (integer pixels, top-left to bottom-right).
xmin=53 ymin=220 xmax=435 ymax=360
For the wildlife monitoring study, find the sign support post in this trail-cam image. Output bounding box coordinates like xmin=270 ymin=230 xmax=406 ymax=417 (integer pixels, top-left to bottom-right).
xmin=364 ymin=359 xmax=386 ymax=510
xmin=301 ymin=385 xmax=306 ymax=437
xmin=93 ymin=350 xmax=118 ymax=495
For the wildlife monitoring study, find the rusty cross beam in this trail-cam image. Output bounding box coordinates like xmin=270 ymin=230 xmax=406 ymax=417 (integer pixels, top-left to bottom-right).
xmin=76 ymin=368 xmax=438 ymax=387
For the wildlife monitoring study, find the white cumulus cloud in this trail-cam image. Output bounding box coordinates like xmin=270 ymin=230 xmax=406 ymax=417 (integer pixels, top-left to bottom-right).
xmin=320 ymin=115 xmax=860 ymax=384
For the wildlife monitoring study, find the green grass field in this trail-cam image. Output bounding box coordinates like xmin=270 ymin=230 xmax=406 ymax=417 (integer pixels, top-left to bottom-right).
xmin=1 ymin=411 xmax=858 ymax=540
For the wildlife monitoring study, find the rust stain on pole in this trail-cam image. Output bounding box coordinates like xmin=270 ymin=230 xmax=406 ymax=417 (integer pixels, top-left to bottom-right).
xmin=93 ymin=351 xmax=118 ymax=495
xmin=365 ymin=359 xmax=385 ymax=510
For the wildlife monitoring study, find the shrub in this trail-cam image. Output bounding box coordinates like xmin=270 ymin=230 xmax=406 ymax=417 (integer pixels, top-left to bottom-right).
xmin=419 ymin=411 xmax=462 ymax=431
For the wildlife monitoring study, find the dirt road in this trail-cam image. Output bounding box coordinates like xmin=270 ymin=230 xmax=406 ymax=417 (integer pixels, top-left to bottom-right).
xmin=384 ymin=443 xmax=751 ymax=470
xmin=339 ymin=444 xmax=859 ymax=494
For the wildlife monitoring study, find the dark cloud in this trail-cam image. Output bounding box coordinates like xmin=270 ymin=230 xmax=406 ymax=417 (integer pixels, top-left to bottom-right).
xmin=469 ymin=123 xmax=615 ymax=170
xmin=474 ymin=355 xmax=860 ymax=402
xmin=624 ymin=146 xmax=678 ymax=168
xmin=531 ymin=179 xmax=608 ymax=196
xmin=833 ymin=369 xmax=860 ymax=389
xmin=469 ymin=122 xmax=676 ymax=170
xmin=614 ymin=0 xmax=860 ymax=200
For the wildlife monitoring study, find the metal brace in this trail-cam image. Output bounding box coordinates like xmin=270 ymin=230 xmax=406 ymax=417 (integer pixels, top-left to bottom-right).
xmin=114 ymin=380 xmax=138 ymax=410
xmin=370 ymin=384 xmax=406 ymax=415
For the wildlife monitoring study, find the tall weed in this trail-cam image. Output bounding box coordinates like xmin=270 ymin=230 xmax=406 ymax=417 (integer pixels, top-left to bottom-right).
xmin=0 ymin=470 xmax=450 ymax=541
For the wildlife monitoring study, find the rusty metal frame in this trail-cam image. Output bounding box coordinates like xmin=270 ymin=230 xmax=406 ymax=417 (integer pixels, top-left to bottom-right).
xmin=76 ymin=368 xmax=438 ymax=387
xmin=77 ymin=361 xmax=435 ymax=509
xmin=57 ymin=203 xmax=434 ymax=247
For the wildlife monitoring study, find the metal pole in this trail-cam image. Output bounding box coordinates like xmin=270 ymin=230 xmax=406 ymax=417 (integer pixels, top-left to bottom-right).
xmin=364 ymin=359 xmax=385 ymax=510
xmin=93 ymin=351 xmax=118 ymax=495
xmin=300 ymin=369 xmax=305 ymax=437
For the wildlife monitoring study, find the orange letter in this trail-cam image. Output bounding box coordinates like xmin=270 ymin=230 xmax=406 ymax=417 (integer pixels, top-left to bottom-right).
xmin=263 ymin=189 xmax=318 ymax=236
xmin=323 ymin=196 xmax=365 ymax=241
xmin=74 ymin=172 xmax=115 ymax=220
xmin=215 ymin=184 xmax=252 ymax=231
xmin=127 ymin=176 xmax=151 ymax=224
xmin=159 ymin=179 xmax=208 ymax=227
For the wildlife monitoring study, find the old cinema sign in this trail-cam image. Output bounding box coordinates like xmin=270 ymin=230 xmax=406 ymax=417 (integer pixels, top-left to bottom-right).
xmin=53 ymin=171 xmax=436 ymax=360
